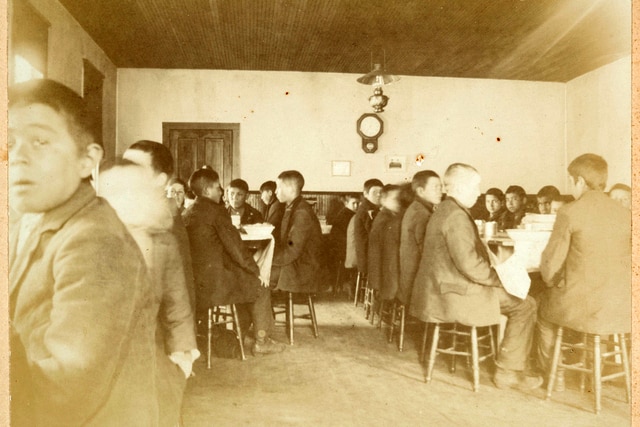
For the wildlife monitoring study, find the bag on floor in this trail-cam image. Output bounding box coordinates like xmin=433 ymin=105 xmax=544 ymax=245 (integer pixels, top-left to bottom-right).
xmin=212 ymin=326 xmax=241 ymax=359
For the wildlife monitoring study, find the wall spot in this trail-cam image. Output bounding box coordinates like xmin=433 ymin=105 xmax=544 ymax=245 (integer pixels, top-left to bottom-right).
xmin=285 ymin=91 xmax=289 ymax=95
xmin=496 ymin=137 xmax=501 ymax=142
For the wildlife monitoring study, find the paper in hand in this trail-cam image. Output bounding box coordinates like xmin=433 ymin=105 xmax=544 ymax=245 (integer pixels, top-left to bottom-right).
xmin=486 ymin=243 xmax=531 ymax=299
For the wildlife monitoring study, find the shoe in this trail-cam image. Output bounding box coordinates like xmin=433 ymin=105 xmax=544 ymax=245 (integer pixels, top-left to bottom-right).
xmin=243 ymin=335 xmax=255 ymax=349
xmin=252 ymin=337 xmax=287 ymax=356
xmin=493 ymin=368 xmax=543 ymax=391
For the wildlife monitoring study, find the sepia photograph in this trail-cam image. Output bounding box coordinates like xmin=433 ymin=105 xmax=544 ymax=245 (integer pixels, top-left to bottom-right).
xmin=5 ymin=0 xmax=634 ymax=426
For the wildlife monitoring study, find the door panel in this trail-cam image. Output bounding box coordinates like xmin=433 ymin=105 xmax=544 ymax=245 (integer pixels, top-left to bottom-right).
xmin=162 ymin=123 xmax=239 ymax=186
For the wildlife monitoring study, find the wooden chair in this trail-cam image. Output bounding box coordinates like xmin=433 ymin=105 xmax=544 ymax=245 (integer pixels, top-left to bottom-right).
xmin=377 ymin=299 xmax=406 ymax=351
xmin=424 ymin=322 xmax=497 ymax=392
xmin=206 ymin=305 xmax=246 ymax=369
xmin=545 ymin=326 xmax=631 ymax=414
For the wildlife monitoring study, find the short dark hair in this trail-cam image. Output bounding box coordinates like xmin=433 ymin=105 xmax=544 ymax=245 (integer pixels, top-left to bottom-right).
xmin=381 ymin=184 xmax=400 ymax=198
xmin=536 ymin=185 xmax=561 ymax=199
xmin=485 ymin=187 xmax=504 ymax=200
xmin=229 ymin=178 xmax=249 ymax=192
xmin=278 ymin=170 xmax=305 ymax=191
xmin=127 ymin=140 xmax=174 ymax=176
xmin=567 ymin=153 xmax=608 ymax=191
xmin=260 ymin=180 xmax=277 ymax=193
xmin=9 ymin=78 xmax=99 ymax=150
xmin=341 ymin=193 xmax=360 ymax=202
xmin=411 ymin=170 xmax=439 ymax=193
xmin=363 ymin=178 xmax=384 ymax=193
xmin=609 ymin=183 xmax=631 ymax=193
xmin=505 ymin=185 xmax=526 ymax=198
xmin=189 ymin=167 xmax=220 ymax=197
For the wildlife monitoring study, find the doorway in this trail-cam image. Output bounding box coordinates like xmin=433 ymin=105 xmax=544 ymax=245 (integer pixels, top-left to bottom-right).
xmin=162 ymin=122 xmax=239 ymax=185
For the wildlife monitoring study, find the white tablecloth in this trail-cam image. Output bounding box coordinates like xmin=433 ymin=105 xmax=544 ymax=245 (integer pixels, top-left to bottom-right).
xmin=240 ymin=233 xmax=275 ymax=285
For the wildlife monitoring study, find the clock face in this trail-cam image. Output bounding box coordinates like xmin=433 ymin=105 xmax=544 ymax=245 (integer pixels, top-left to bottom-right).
xmin=360 ymin=115 xmax=382 ymax=137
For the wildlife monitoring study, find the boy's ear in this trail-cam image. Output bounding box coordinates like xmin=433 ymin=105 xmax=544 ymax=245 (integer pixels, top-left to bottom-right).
xmin=80 ymin=143 xmax=104 ymax=178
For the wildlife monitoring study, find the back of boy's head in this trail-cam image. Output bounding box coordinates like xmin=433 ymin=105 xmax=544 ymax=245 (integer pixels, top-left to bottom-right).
xmin=229 ymin=178 xmax=249 ymax=193
xmin=278 ymin=170 xmax=305 ymax=192
xmin=9 ymin=78 xmax=99 ymax=150
xmin=485 ymin=187 xmax=504 ymax=200
xmin=567 ymin=153 xmax=607 ymax=191
xmin=189 ymin=167 xmax=220 ymax=197
xmin=505 ymin=185 xmax=526 ymax=199
xmin=536 ymin=185 xmax=560 ymax=199
xmin=411 ymin=170 xmax=439 ymax=193
xmin=127 ymin=140 xmax=174 ymax=177
xmin=363 ymin=178 xmax=384 ymax=193
xmin=260 ymin=180 xmax=277 ymax=193
xmin=380 ymin=184 xmax=400 ymax=199
xmin=609 ymin=183 xmax=630 ymax=194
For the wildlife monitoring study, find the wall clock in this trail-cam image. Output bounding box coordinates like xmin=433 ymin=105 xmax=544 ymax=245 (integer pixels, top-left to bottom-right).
xmin=356 ymin=113 xmax=383 ymax=153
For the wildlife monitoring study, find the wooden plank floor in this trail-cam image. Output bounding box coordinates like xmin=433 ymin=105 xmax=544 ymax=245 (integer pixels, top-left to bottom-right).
xmin=182 ymin=293 xmax=630 ymax=426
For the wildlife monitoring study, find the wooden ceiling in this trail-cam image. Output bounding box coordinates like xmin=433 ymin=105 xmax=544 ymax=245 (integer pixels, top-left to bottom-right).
xmin=58 ymin=0 xmax=630 ymax=82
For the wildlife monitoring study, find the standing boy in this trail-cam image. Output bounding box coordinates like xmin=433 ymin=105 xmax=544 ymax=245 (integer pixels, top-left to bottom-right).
xmin=9 ymin=79 xmax=158 ymax=425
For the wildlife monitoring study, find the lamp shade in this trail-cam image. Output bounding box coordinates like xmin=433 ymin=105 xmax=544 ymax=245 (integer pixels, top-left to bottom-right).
xmin=357 ymin=63 xmax=401 ymax=86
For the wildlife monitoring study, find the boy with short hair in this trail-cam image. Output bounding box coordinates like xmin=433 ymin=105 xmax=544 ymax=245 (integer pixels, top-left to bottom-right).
xmin=368 ymin=185 xmax=403 ymax=302
xmin=550 ymin=194 xmax=574 ymax=214
xmin=608 ymin=183 xmax=631 ymax=209
xmin=328 ymin=193 xmax=360 ymax=294
xmin=536 ymin=185 xmax=561 ymax=214
xmin=260 ymin=180 xmax=285 ymax=236
xmin=227 ymin=178 xmax=264 ymax=225
xmin=354 ymin=178 xmax=384 ymax=276
xmin=8 ymin=79 xmax=158 ymax=425
xmin=399 ymin=170 xmax=442 ymax=304
xmin=503 ymin=185 xmax=528 ymax=229
xmin=272 ymin=170 xmax=326 ymax=294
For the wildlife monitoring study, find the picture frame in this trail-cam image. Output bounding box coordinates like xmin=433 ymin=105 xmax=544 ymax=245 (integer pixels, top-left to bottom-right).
xmin=331 ymin=160 xmax=351 ymax=176
xmin=385 ymin=155 xmax=406 ymax=172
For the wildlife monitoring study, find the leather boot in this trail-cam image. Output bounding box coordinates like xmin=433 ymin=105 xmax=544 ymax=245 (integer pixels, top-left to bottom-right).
xmin=252 ymin=330 xmax=286 ymax=356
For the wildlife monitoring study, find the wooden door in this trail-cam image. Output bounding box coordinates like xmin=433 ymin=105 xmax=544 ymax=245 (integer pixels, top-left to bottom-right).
xmin=162 ymin=123 xmax=239 ymax=186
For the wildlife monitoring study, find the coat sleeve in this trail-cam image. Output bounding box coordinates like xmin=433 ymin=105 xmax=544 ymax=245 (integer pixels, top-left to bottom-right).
xmin=158 ymin=233 xmax=197 ymax=353
xmin=354 ymin=209 xmax=369 ymax=272
xmin=443 ymin=210 xmax=500 ymax=287
xmin=274 ymin=209 xmax=314 ymax=266
xmin=214 ymin=211 xmax=260 ymax=277
xmin=540 ymin=207 xmax=571 ymax=287
xmin=33 ymin=229 xmax=151 ymax=423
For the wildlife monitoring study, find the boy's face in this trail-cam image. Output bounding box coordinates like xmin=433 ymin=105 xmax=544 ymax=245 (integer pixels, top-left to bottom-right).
xmin=485 ymin=194 xmax=503 ymax=214
xmin=550 ymin=200 xmax=565 ymax=214
xmin=454 ymin=172 xmax=482 ymax=209
xmin=537 ymin=196 xmax=552 ymax=214
xmin=344 ymin=197 xmax=359 ymax=212
xmin=505 ymin=192 xmax=524 ymax=213
xmin=381 ymin=190 xmax=401 ymax=213
xmin=228 ymin=186 xmax=247 ymax=209
xmin=609 ymin=189 xmax=631 ymax=209
xmin=364 ymin=186 xmax=382 ymax=206
xmin=260 ymin=189 xmax=273 ymax=205
xmin=167 ymin=182 xmax=186 ymax=207
xmin=205 ymin=181 xmax=223 ymax=203
xmin=9 ymin=103 xmax=100 ymax=213
xmin=123 ymin=148 xmax=167 ymax=189
xmin=275 ymin=179 xmax=296 ymax=204
xmin=418 ymin=177 xmax=443 ymax=205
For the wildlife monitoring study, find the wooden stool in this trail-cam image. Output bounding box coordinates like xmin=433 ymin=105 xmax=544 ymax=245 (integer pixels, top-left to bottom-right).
xmin=378 ymin=300 xmax=406 ymax=351
xmin=425 ymin=322 xmax=496 ymax=392
xmin=546 ymin=327 xmax=631 ymax=414
xmin=274 ymin=292 xmax=319 ymax=345
xmin=207 ymin=305 xmax=246 ymax=368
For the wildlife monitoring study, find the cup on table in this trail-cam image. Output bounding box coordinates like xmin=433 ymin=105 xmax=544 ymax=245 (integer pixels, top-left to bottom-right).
xmin=231 ymin=214 xmax=241 ymax=228
xmin=485 ymin=221 xmax=497 ymax=238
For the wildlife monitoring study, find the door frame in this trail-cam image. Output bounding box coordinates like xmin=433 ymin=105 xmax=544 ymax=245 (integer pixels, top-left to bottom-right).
xmin=162 ymin=122 xmax=240 ymax=180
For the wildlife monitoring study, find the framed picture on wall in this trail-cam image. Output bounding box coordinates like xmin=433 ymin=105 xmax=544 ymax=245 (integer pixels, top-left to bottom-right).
xmin=385 ymin=156 xmax=406 ymax=172
xmin=331 ymin=160 xmax=351 ymax=176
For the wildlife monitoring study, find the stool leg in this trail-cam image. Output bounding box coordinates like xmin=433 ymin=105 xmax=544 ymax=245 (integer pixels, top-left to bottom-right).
xmin=369 ymin=291 xmax=376 ymax=325
xmin=377 ymin=299 xmax=385 ymax=330
xmin=619 ymin=333 xmax=631 ymax=403
xmin=230 ymin=304 xmax=246 ymax=361
xmin=308 ymin=294 xmax=319 ymax=338
xmin=426 ymin=323 xmax=440 ymax=383
xmin=388 ymin=302 xmax=396 ymax=342
xmin=593 ymin=334 xmax=602 ymax=415
xmin=420 ymin=323 xmax=429 ymax=363
xmin=471 ymin=326 xmax=480 ymax=392
xmin=354 ymin=272 xmax=361 ymax=306
xmin=488 ymin=326 xmax=496 ymax=358
xmin=364 ymin=288 xmax=370 ymax=318
xmin=334 ymin=262 xmax=342 ymax=297
xmin=398 ymin=305 xmax=405 ymax=352
xmin=450 ymin=324 xmax=458 ymax=373
xmin=546 ymin=326 xmax=564 ymax=400
xmin=207 ymin=307 xmax=213 ymax=369
xmin=287 ymin=292 xmax=294 ymax=345
xmin=579 ymin=333 xmax=588 ymax=392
